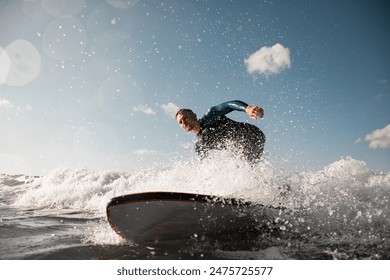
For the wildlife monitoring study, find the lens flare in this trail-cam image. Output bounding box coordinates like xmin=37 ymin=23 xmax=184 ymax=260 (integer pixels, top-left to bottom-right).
xmin=4 ymin=40 xmax=41 ymax=87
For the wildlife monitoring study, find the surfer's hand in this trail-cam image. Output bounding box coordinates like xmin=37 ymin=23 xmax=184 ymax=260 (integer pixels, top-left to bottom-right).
xmin=246 ymin=105 xmax=264 ymax=120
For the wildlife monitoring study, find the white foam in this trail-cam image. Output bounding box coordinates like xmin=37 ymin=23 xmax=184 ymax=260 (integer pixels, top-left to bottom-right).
xmin=82 ymin=220 xmax=124 ymax=245
xmin=12 ymin=156 xmax=389 ymax=211
xmin=11 ymin=155 xmax=389 ymax=245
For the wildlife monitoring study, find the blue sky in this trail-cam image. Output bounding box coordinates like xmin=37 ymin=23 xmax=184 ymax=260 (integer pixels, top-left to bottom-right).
xmin=0 ymin=0 xmax=389 ymax=175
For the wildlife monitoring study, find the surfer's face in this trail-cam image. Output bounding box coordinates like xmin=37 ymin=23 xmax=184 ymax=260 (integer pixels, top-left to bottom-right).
xmin=176 ymin=110 xmax=198 ymax=133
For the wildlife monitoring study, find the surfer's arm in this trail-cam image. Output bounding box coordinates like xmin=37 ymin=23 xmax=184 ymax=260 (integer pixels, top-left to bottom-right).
xmin=210 ymin=100 xmax=248 ymax=115
xmin=203 ymin=100 xmax=263 ymax=123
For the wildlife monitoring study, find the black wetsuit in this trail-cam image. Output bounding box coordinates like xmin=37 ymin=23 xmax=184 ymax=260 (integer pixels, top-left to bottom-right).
xmin=195 ymin=100 xmax=265 ymax=163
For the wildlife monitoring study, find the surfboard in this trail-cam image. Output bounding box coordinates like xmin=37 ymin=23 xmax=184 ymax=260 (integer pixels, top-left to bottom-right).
xmin=106 ymin=191 xmax=279 ymax=245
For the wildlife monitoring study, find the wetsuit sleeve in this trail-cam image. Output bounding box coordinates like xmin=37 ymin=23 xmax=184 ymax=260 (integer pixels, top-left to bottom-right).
xmin=202 ymin=100 xmax=248 ymax=125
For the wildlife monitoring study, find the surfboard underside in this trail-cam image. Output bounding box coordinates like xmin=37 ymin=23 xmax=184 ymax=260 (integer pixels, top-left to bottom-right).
xmin=107 ymin=192 xmax=273 ymax=245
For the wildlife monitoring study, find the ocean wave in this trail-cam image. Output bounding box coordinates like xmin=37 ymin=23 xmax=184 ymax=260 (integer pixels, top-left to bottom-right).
xmin=8 ymin=156 xmax=388 ymax=214
xmin=2 ymin=155 xmax=389 ymax=254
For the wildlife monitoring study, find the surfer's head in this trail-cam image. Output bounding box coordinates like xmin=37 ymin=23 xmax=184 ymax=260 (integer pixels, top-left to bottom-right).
xmin=176 ymin=109 xmax=200 ymax=134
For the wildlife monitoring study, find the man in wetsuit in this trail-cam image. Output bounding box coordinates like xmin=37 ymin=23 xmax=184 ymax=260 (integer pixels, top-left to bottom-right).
xmin=175 ymin=100 xmax=265 ymax=163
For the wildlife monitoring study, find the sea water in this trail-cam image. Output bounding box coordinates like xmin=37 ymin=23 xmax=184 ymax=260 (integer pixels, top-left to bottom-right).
xmin=0 ymin=155 xmax=389 ymax=260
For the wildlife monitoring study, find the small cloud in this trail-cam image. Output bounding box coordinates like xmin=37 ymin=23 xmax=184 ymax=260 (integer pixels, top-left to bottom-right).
xmin=244 ymin=43 xmax=291 ymax=76
xmin=133 ymin=149 xmax=158 ymax=156
xmin=364 ymin=124 xmax=390 ymax=149
xmin=161 ymin=102 xmax=179 ymax=118
xmin=133 ymin=104 xmax=156 ymax=115
xmin=0 ymin=98 xmax=12 ymax=108
xmin=354 ymin=137 xmax=361 ymax=144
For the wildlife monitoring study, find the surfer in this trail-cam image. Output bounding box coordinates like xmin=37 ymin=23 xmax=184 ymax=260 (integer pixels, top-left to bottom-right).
xmin=176 ymin=100 xmax=265 ymax=163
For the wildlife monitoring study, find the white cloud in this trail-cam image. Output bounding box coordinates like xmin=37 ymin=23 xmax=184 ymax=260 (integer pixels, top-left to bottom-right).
xmin=364 ymin=124 xmax=390 ymax=149
xmin=0 ymin=98 xmax=12 ymax=108
xmin=133 ymin=149 xmax=157 ymax=155
xmin=133 ymin=104 xmax=156 ymax=115
xmin=244 ymin=43 xmax=291 ymax=76
xmin=161 ymin=102 xmax=179 ymax=118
